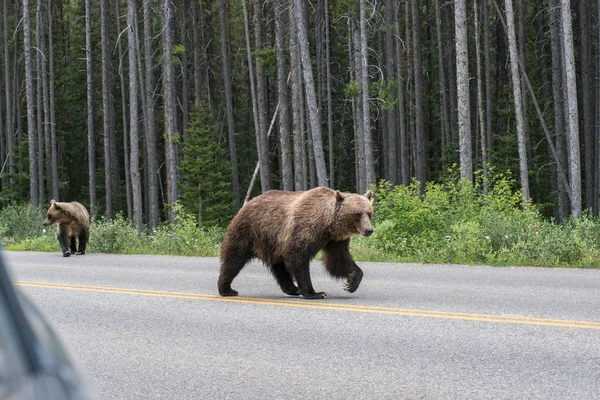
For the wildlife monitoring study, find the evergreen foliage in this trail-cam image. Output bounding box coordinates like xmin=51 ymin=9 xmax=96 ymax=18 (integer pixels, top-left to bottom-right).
xmin=178 ymin=102 xmax=232 ymax=227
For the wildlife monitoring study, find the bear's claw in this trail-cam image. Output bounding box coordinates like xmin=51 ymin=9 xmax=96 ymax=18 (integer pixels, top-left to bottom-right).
xmin=63 ymin=251 xmax=71 ymax=257
xmin=303 ymin=292 xmax=329 ymax=299
xmin=344 ymin=268 xmax=364 ymax=293
xmin=219 ymin=289 xmax=239 ymax=297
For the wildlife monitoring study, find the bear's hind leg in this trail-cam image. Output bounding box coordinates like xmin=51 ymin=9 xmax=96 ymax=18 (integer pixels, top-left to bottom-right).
xmin=218 ymin=241 xmax=252 ymax=297
xmin=76 ymin=230 xmax=89 ymax=255
xmin=271 ymin=262 xmax=299 ymax=296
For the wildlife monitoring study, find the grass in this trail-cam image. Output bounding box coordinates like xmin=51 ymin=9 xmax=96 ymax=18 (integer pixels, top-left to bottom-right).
xmin=2 ymin=172 xmax=600 ymax=268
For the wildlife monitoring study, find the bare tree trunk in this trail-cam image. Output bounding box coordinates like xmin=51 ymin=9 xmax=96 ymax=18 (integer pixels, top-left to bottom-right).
xmin=162 ymin=0 xmax=179 ymax=222
xmin=384 ymin=0 xmax=397 ymax=184
xmin=191 ymin=0 xmax=201 ymax=106
xmin=474 ymin=0 xmax=487 ymax=181
xmin=324 ymin=0 xmax=335 ymax=188
xmin=504 ymin=0 xmax=529 ymax=201
xmin=100 ymin=0 xmax=112 ymax=218
xmin=548 ymin=0 xmax=569 ymax=220
xmin=47 ymin=0 xmax=58 ymax=200
xmin=85 ymin=0 xmax=96 ymax=216
xmin=395 ymin=5 xmax=408 ymax=185
xmin=179 ymin=0 xmax=189 ymax=136
xmin=252 ymin=0 xmax=271 ymax=191
xmin=219 ymin=0 xmax=240 ymax=210
xmin=412 ymin=0 xmax=426 ymax=188
xmin=128 ymin=0 xmax=142 ymax=235
xmin=455 ymin=0 xmax=472 ymax=181
xmin=35 ymin=0 xmax=44 ymax=208
xmin=23 ymin=0 xmax=38 ymax=206
xmin=483 ymin=0 xmax=492 ymax=153
xmin=241 ymin=0 xmax=264 ymax=194
xmin=3 ymin=0 xmax=14 ymax=181
xmin=143 ymin=0 xmax=159 ymax=229
xmin=560 ymin=0 xmax=581 ymax=216
xmin=435 ymin=0 xmax=450 ymax=165
xmin=117 ymin=0 xmax=132 ymax=221
xmin=351 ymin=18 xmax=365 ymax=193
xmin=274 ymin=0 xmax=293 ymax=191
xmin=359 ymin=0 xmax=375 ymax=190
xmin=290 ymin=9 xmax=306 ymax=191
xmin=578 ymin=0 xmax=593 ymax=211
xmin=293 ymin=0 xmax=328 ymax=187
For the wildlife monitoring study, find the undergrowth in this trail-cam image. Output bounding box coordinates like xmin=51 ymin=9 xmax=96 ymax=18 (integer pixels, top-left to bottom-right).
xmin=2 ymin=170 xmax=600 ymax=268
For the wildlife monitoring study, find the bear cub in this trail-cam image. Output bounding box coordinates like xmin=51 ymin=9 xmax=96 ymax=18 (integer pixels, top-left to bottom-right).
xmin=43 ymin=200 xmax=91 ymax=257
xmin=218 ymin=187 xmax=374 ymax=299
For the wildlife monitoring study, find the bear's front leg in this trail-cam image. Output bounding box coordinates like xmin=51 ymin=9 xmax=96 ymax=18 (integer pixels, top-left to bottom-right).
xmin=57 ymin=231 xmax=71 ymax=257
xmin=291 ymin=265 xmax=328 ymax=300
xmin=343 ymin=265 xmax=363 ymax=293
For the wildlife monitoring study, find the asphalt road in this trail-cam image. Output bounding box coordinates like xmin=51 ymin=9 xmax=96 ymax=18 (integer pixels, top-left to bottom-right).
xmin=4 ymin=250 xmax=600 ymax=399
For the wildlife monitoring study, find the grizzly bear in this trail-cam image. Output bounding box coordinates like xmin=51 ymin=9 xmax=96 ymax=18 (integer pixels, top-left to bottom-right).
xmin=43 ymin=200 xmax=90 ymax=257
xmin=217 ymin=187 xmax=374 ymax=299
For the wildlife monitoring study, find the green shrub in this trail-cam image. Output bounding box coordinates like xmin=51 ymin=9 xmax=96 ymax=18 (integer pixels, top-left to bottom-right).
xmin=0 ymin=203 xmax=46 ymax=245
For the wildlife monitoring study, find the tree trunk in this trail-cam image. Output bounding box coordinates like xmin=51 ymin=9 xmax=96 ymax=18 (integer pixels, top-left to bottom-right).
xmin=384 ymin=0 xmax=397 ymax=184
xmin=435 ymin=0 xmax=450 ymax=166
xmin=412 ymin=0 xmax=426 ymax=188
xmin=241 ymin=0 xmax=263 ymax=194
xmin=219 ymin=0 xmax=240 ymax=210
xmin=324 ymin=0 xmax=335 ymax=188
xmin=23 ymin=0 xmax=38 ymax=206
xmin=162 ymin=0 xmax=179 ymax=222
xmin=455 ymin=0 xmax=472 ymax=181
xmin=483 ymin=0 xmax=492 ymax=153
xmin=395 ymin=5 xmax=408 ymax=185
xmin=504 ymin=0 xmax=530 ymax=201
xmin=128 ymin=0 xmax=142 ymax=235
xmin=290 ymin=8 xmax=307 ymax=191
xmin=143 ymin=0 xmax=159 ymax=229
xmin=474 ymin=0 xmax=487 ymax=181
xmin=35 ymin=0 xmax=45 ymax=208
xmin=179 ymin=0 xmax=189 ymax=136
xmin=578 ymin=0 xmax=593 ymax=211
xmin=293 ymin=0 xmax=328 ymax=187
xmin=100 ymin=0 xmax=112 ymax=218
xmin=47 ymin=0 xmax=58 ymax=200
xmin=252 ymin=0 xmax=271 ymax=191
xmin=274 ymin=0 xmax=293 ymax=191
xmin=548 ymin=0 xmax=569 ymax=220
xmin=117 ymin=0 xmax=132 ymax=221
xmin=85 ymin=0 xmax=96 ymax=216
xmin=560 ymin=0 xmax=581 ymax=216
xmin=3 ymin=0 xmax=14 ymax=181
xmin=351 ymin=18 xmax=365 ymax=193
xmin=359 ymin=0 xmax=375 ymax=190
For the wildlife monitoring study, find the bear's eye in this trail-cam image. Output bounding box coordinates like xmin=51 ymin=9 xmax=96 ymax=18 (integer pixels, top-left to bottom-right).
xmin=367 ymin=212 xmax=372 ymax=220
xmin=46 ymin=214 xmax=51 ymax=219
xmin=354 ymin=212 xmax=362 ymax=219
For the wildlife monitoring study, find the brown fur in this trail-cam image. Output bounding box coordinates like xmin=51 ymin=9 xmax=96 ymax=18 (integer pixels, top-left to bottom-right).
xmin=217 ymin=187 xmax=373 ymax=299
xmin=43 ymin=200 xmax=91 ymax=257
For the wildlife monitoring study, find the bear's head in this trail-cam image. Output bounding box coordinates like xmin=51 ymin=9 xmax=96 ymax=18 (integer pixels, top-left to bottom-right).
xmin=332 ymin=190 xmax=374 ymax=240
xmin=43 ymin=200 xmax=68 ymax=226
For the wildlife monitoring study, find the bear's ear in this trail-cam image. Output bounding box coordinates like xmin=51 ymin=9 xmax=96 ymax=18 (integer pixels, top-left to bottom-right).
xmin=50 ymin=199 xmax=55 ymax=205
xmin=335 ymin=190 xmax=345 ymax=202
xmin=364 ymin=190 xmax=373 ymax=201
xmin=52 ymin=200 xmax=61 ymax=210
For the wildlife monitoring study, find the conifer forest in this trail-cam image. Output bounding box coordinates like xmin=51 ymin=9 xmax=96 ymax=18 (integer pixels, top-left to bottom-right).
xmin=0 ymin=0 xmax=599 ymax=231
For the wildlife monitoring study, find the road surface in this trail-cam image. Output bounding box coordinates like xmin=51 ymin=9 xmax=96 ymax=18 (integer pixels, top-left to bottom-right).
xmin=4 ymin=250 xmax=600 ymax=399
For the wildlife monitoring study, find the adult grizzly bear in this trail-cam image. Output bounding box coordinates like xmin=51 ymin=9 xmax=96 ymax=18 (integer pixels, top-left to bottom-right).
xmin=218 ymin=187 xmax=374 ymax=299
xmin=43 ymin=200 xmax=90 ymax=257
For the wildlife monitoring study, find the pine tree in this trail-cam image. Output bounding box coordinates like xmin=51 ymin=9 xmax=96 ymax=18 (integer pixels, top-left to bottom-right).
xmin=179 ymin=103 xmax=232 ymax=228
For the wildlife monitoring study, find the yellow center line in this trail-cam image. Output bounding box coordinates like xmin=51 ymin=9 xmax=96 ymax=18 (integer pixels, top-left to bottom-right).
xmin=14 ymin=280 xmax=600 ymax=330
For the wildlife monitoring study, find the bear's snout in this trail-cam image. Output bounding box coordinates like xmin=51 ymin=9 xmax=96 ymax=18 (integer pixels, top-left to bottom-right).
xmin=363 ymin=228 xmax=373 ymax=237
